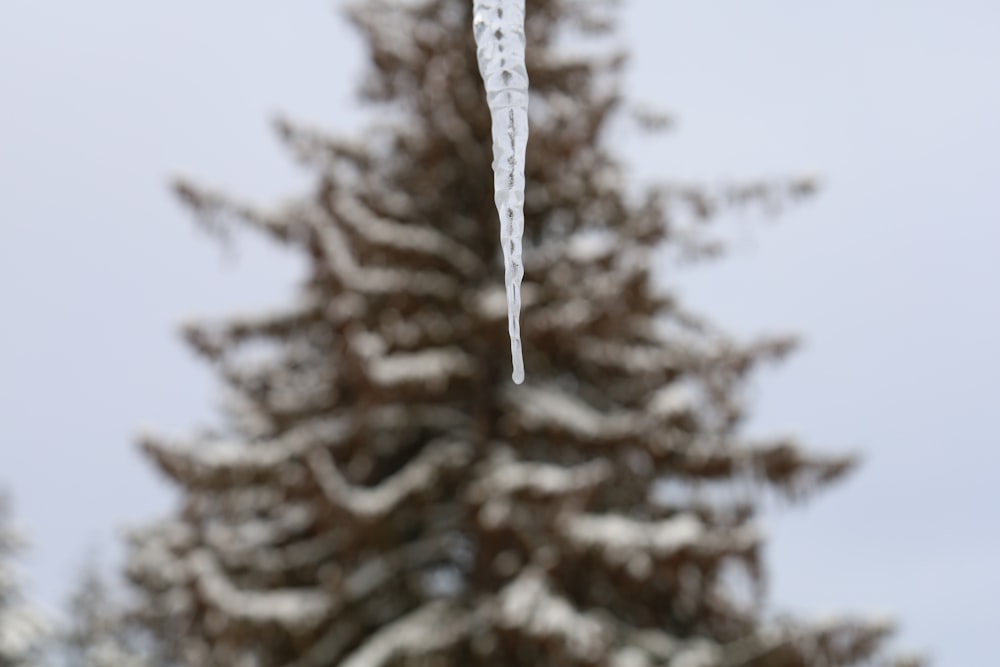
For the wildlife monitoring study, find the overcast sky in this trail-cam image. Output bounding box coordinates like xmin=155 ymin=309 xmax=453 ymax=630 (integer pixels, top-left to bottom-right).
xmin=1 ymin=2 xmax=997 ymax=665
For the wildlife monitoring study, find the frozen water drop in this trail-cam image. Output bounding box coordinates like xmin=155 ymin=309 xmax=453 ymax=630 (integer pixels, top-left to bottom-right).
xmin=473 ymin=0 xmax=528 ymax=384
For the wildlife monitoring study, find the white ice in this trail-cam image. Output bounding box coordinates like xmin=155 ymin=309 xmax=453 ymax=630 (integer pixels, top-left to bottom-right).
xmin=473 ymin=0 xmax=529 ymax=384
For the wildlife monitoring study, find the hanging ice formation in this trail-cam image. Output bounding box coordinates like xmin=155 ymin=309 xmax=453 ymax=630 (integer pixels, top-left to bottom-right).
xmin=473 ymin=0 xmax=528 ymax=385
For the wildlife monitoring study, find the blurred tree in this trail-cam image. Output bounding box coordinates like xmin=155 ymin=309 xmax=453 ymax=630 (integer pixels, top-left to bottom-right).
xmin=59 ymin=563 xmax=150 ymax=667
xmin=0 ymin=493 xmax=48 ymax=667
xmin=126 ymin=1 xmax=918 ymax=665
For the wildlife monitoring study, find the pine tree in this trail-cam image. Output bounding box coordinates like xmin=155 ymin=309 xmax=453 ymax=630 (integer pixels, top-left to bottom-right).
xmin=0 ymin=493 xmax=48 ymax=667
xmin=60 ymin=565 xmax=150 ymax=667
xmin=127 ymin=1 xmax=918 ymax=665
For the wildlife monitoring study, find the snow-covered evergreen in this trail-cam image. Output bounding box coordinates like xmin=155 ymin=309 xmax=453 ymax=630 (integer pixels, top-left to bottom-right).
xmin=0 ymin=494 xmax=48 ymax=667
xmin=59 ymin=566 xmax=151 ymax=667
xmin=126 ymin=1 xmax=920 ymax=665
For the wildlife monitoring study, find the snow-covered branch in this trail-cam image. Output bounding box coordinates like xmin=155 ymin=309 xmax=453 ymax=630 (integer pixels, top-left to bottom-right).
xmin=189 ymin=550 xmax=330 ymax=631
xmin=180 ymin=298 xmax=324 ymax=361
xmin=308 ymin=440 xmax=472 ymax=521
xmin=326 ymin=190 xmax=482 ymax=277
xmin=559 ymin=512 xmax=760 ymax=574
xmin=495 ymin=568 xmax=612 ymax=663
xmin=338 ymin=601 xmax=469 ymax=667
xmin=470 ymin=451 xmax=611 ymax=502
xmin=349 ymin=331 xmax=475 ymax=388
xmin=318 ymin=218 xmax=459 ymax=298
xmin=139 ymin=416 xmax=352 ymax=488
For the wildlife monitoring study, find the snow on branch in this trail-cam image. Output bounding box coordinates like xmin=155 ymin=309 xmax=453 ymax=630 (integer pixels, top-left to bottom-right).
xmin=202 ymin=502 xmax=318 ymax=562
xmin=662 ymin=639 xmax=724 ymax=667
xmin=216 ymin=358 xmax=335 ymax=422
xmin=210 ymin=529 xmax=340 ymax=577
xmin=363 ymin=404 xmax=469 ymax=434
xmin=281 ymin=623 xmax=360 ymax=667
xmin=376 ymin=309 xmax=467 ymax=351
xmin=566 ymin=229 xmax=620 ymax=265
xmin=348 ymin=331 xmax=475 ymax=388
xmin=181 ymin=298 xmax=324 ymax=361
xmin=507 ymin=384 xmax=643 ymax=444
xmin=507 ymin=381 xmax=695 ymax=451
xmin=327 ymin=190 xmax=482 ymax=277
xmin=124 ymin=520 xmax=194 ymax=591
xmin=470 ymin=451 xmax=612 ymax=502
xmin=574 ymin=335 xmax=727 ymax=389
xmin=189 ymin=550 xmax=330 ymax=631
xmin=492 ymin=570 xmax=727 ymax=667
xmin=508 ymin=383 xmax=854 ymax=501
xmin=366 ymin=347 xmax=474 ymax=387
xmin=0 ymin=500 xmax=49 ymax=665
xmin=559 ymin=512 xmax=760 ymax=572
xmin=577 ymin=338 xmax=686 ymax=376
xmin=317 ymin=217 xmax=459 ymax=298
xmin=520 ymin=229 xmax=628 ymax=289
xmin=521 ymin=253 xmax=653 ymax=336
xmin=173 ymin=191 xmax=462 ymax=299
xmin=217 ymin=537 xmax=451 ymax=649
xmin=337 ymin=601 xmax=470 ymax=667
xmin=525 ymin=298 xmax=603 ymax=335
xmin=496 ymin=568 xmax=612 ymax=662
xmin=506 ymin=386 xmax=694 ymax=459
xmin=337 ymin=537 xmax=448 ymax=602
xmin=308 ymin=440 xmax=472 ymax=521
xmin=467 ymin=284 xmax=540 ymax=323
xmin=613 ymin=629 xmax=685 ymax=667
xmin=0 ymin=606 xmax=48 ymax=666
xmin=139 ymin=416 xmax=352 ymax=489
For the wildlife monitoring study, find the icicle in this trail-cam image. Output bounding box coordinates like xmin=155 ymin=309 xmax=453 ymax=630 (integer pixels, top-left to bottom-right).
xmin=473 ymin=0 xmax=528 ymax=384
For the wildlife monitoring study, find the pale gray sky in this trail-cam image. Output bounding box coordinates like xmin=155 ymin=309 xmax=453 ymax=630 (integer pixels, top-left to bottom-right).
xmin=1 ymin=2 xmax=997 ymax=665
